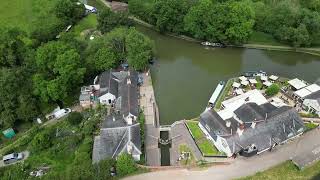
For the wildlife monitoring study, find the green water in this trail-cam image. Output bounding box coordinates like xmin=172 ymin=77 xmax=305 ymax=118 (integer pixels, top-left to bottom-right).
xmin=137 ymin=26 xmax=320 ymax=125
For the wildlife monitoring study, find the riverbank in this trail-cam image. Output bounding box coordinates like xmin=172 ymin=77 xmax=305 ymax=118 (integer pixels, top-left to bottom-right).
xmin=130 ymin=16 xmax=320 ymax=57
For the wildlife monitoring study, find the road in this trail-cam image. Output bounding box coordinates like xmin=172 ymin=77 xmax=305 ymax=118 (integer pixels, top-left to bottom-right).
xmin=0 ymin=151 xmax=30 ymax=167
xmin=124 ymin=130 xmax=320 ymax=180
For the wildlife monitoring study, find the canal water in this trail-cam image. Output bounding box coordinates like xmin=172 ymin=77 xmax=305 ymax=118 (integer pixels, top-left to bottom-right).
xmin=136 ymin=25 xmax=320 ymax=125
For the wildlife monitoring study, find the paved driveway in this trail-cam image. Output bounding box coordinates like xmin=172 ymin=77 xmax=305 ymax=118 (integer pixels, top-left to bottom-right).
xmin=124 ymin=130 xmax=320 ymax=180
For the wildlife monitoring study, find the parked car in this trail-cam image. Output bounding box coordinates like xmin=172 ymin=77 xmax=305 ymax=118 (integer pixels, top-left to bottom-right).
xmin=3 ymin=152 xmax=24 ymax=164
xmin=53 ymin=108 xmax=72 ymax=119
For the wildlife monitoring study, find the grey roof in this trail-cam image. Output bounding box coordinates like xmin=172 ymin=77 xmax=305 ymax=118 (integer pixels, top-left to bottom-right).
xmin=102 ymin=114 xmax=128 ymax=128
xmin=118 ymin=70 xmax=139 ymax=117
xmin=201 ymin=105 xmax=305 ymax=155
xmin=92 ymin=123 xmax=141 ymax=163
xmin=79 ymin=94 xmax=90 ymax=101
xmin=199 ymin=110 xmax=230 ymax=140
xmin=226 ymin=106 xmax=305 ymax=154
xmin=304 ymin=90 xmax=320 ymax=104
xmin=234 ymin=103 xmax=266 ymax=123
xmin=99 ymin=71 xmax=118 ymax=97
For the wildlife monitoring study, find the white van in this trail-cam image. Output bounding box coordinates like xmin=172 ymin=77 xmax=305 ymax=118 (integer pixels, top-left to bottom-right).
xmin=53 ymin=108 xmax=72 ymax=119
xmin=3 ymin=152 xmax=24 ymax=164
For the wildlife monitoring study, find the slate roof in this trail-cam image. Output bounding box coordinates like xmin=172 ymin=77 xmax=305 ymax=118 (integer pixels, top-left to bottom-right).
xmin=99 ymin=71 xmax=119 ymax=97
xmin=201 ymin=104 xmax=305 ymax=155
xmin=304 ymin=90 xmax=320 ymax=104
xmin=79 ymin=94 xmax=90 ymax=101
xmin=234 ymin=103 xmax=276 ymax=123
xmin=117 ymin=70 xmax=139 ymax=117
xmin=92 ymin=123 xmax=141 ymax=164
xmin=226 ymin=106 xmax=305 ymax=154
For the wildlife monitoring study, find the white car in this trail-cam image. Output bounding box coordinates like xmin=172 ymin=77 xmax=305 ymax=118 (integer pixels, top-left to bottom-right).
xmin=3 ymin=152 xmax=24 ymax=164
xmin=53 ymin=108 xmax=72 ymax=119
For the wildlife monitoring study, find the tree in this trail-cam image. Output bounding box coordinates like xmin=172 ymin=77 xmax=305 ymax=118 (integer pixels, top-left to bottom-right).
xmin=33 ymin=41 xmax=86 ymax=103
xmin=54 ymin=0 xmax=85 ymax=24
xmin=97 ymin=8 xmax=132 ymax=34
xmin=126 ymin=28 xmax=154 ymax=71
xmin=104 ymin=27 xmax=128 ymax=60
xmin=153 ymin=0 xmax=193 ymax=33
xmin=67 ymin=112 xmax=83 ymax=125
xmin=116 ymin=153 xmax=137 ymax=176
xmin=0 ymin=28 xmax=27 ymax=68
xmin=93 ymin=158 xmax=116 ymax=180
xmin=292 ymin=24 xmax=310 ymax=47
xmin=94 ymin=47 xmax=119 ymax=71
xmin=184 ymin=0 xmax=213 ymax=39
xmin=0 ymin=68 xmax=39 ymax=129
xmin=265 ymin=84 xmax=280 ymax=96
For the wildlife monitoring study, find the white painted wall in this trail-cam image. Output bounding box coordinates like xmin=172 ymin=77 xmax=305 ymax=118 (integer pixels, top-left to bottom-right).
xmin=99 ymin=92 xmax=116 ymax=105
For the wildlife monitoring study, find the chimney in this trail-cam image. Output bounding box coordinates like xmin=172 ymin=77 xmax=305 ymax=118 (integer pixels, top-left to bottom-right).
xmin=251 ymin=122 xmax=256 ymax=129
xmin=127 ymin=78 xmax=131 ymax=85
xmin=226 ymin=121 xmax=231 ymax=128
xmin=127 ymin=116 xmax=133 ymax=125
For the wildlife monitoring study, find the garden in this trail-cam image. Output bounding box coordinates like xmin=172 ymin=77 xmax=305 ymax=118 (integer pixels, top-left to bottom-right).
xmin=186 ymin=121 xmax=224 ymax=156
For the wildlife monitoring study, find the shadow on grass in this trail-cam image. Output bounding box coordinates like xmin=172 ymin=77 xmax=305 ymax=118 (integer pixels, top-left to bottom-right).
xmin=311 ymin=173 xmax=320 ymax=180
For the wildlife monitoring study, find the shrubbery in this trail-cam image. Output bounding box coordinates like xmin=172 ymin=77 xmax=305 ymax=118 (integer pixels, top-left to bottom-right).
xmin=116 ymin=153 xmax=137 ymax=176
xmin=265 ymin=84 xmax=280 ymax=96
xmin=67 ymin=112 xmax=83 ymax=125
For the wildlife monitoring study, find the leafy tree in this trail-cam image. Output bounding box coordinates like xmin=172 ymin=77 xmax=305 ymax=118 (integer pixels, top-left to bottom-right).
xmin=292 ymin=24 xmax=310 ymax=47
xmin=0 ymin=28 xmax=27 ymax=68
xmin=54 ymin=0 xmax=85 ymax=24
xmin=104 ymin=27 xmax=128 ymax=60
xmin=128 ymin=0 xmax=156 ymax=24
xmin=265 ymin=84 xmax=280 ymax=96
xmin=97 ymin=8 xmax=132 ymax=34
xmin=116 ymin=153 xmax=137 ymax=176
xmin=153 ymin=0 xmax=193 ymax=33
xmin=0 ymin=68 xmax=39 ymax=128
xmin=184 ymin=0 xmax=213 ymax=39
xmin=126 ymin=28 xmax=154 ymax=71
xmin=67 ymin=112 xmax=83 ymax=125
xmin=33 ymin=41 xmax=86 ymax=103
xmin=94 ymin=47 xmax=119 ymax=71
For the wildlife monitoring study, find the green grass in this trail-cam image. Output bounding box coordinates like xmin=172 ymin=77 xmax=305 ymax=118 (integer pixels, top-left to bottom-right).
xmin=186 ymin=121 xmax=224 ymax=156
xmin=238 ymin=161 xmax=320 ymax=180
xmin=186 ymin=121 xmax=203 ymax=140
xmin=0 ymin=0 xmax=55 ymax=32
xmin=248 ymin=31 xmax=285 ymax=46
xmin=73 ymin=14 xmax=98 ymax=37
xmin=215 ymin=78 xmax=234 ymax=110
xmin=305 ymin=123 xmax=319 ymax=131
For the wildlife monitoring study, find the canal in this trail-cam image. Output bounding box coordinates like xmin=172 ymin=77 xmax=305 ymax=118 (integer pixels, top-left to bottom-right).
xmin=137 ymin=25 xmax=320 ymax=125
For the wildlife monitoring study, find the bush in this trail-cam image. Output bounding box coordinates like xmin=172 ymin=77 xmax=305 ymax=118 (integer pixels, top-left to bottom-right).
xmin=67 ymin=112 xmax=83 ymax=125
xmin=93 ymin=158 xmax=116 ymax=180
xmin=31 ymin=129 xmax=53 ymax=151
xmin=265 ymin=84 xmax=280 ymax=96
xmin=116 ymin=153 xmax=137 ymax=176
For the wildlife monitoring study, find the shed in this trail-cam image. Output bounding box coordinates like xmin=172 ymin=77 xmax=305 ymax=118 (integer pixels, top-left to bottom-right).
xmin=294 ymin=88 xmax=312 ymax=99
xmin=235 ymin=89 xmax=244 ymax=95
xmin=249 ymin=79 xmax=257 ymax=84
xmin=232 ymin=82 xmax=241 ymax=88
xmin=241 ymin=81 xmax=249 ymax=86
xmin=288 ymin=78 xmax=307 ymax=90
xmin=239 ymin=76 xmax=247 ymax=82
xmin=263 ymin=81 xmax=273 ymax=87
xmin=2 ymin=128 xmax=15 ymax=138
xmin=261 ymin=76 xmax=268 ymax=81
xmin=269 ymin=75 xmax=279 ymax=81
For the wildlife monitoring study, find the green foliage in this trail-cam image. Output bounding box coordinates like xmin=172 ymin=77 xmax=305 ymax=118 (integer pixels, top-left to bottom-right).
xmin=93 ymin=158 xmax=117 ymax=180
xmin=33 ymin=41 xmax=86 ymax=103
xmin=0 ymin=28 xmax=27 ymax=68
xmin=0 ymin=68 xmax=39 ymax=129
xmin=97 ymin=8 xmax=132 ymax=34
xmin=127 ymin=28 xmax=154 ymax=71
xmin=67 ymin=112 xmax=83 ymax=125
xmin=305 ymin=122 xmax=318 ymax=131
xmin=31 ymin=129 xmax=53 ymax=151
xmin=116 ymin=153 xmax=137 ymax=176
xmin=54 ymin=0 xmax=86 ymax=24
xmin=265 ymin=84 xmax=280 ymax=96
xmin=153 ymin=0 xmax=193 ymax=33
xmin=128 ymin=0 xmax=156 ymax=24
xmin=94 ymin=47 xmax=119 ymax=71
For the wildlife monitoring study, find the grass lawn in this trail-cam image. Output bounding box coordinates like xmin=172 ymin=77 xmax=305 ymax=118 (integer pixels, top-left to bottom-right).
xmin=305 ymin=123 xmax=319 ymax=131
xmin=215 ymin=78 xmax=234 ymax=110
xmin=0 ymin=0 xmax=55 ymax=33
xmin=238 ymin=161 xmax=320 ymax=180
xmin=72 ymin=14 xmax=98 ymax=39
xmin=186 ymin=121 xmax=224 ymax=156
xmin=248 ymin=31 xmax=285 ymax=46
